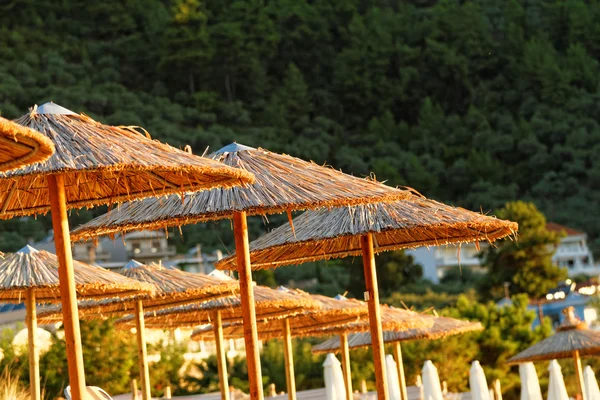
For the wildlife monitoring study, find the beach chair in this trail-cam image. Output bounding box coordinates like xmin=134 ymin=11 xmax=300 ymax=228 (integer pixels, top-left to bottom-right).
xmin=64 ymin=385 xmax=113 ymax=400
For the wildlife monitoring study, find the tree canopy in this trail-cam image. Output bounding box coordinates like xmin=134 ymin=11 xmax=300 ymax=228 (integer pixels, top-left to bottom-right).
xmin=0 ymin=0 xmax=599 ymax=258
xmin=481 ymin=201 xmax=567 ymax=299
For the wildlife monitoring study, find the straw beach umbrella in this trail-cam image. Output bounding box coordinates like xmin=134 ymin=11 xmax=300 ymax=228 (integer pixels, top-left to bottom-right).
xmin=0 ymin=245 xmax=154 ymax=400
xmin=311 ymin=314 xmax=483 ymax=400
xmin=0 ymin=103 xmax=252 ymax=400
xmin=0 ymin=117 xmax=54 ymax=172
xmin=190 ymin=294 xmax=431 ymax=400
xmin=508 ymin=307 xmax=600 ymax=400
xmin=38 ymin=260 xmax=237 ymax=400
xmin=215 ymin=195 xmax=517 ymax=400
xmin=71 ymin=142 xmax=409 ymax=400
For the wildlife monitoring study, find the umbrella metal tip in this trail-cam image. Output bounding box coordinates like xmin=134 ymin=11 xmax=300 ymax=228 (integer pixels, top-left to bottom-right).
xmin=207 ymin=269 xmax=234 ymax=281
xmin=35 ymin=102 xmax=77 ymax=115
xmin=122 ymin=259 xmax=144 ymax=270
xmin=214 ymin=142 xmax=256 ymax=154
xmin=17 ymin=245 xmax=39 ymax=254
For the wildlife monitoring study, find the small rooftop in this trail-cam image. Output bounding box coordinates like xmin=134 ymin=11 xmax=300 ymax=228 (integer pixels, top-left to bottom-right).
xmin=214 ymin=142 xmax=256 ymax=154
xmin=546 ymin=222 xmax=585 ymax=237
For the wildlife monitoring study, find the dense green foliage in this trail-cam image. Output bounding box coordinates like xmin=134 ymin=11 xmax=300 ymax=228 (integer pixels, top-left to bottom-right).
xmin=0 ymin=320 xmax=137 ymax=399
xmin=481 ymin=201 xmax=568 ymax=298
xmin=1 ymin=0 xmax=599 ymax=257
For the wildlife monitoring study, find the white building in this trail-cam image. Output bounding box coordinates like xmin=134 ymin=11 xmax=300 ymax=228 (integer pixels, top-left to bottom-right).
xmin=408 ymin=243 xmax=487 ymax=283
xmin=409 ymin=222 xmax=598 ymax=283
xmin=546 ymin=222 xmax=597 ymax=276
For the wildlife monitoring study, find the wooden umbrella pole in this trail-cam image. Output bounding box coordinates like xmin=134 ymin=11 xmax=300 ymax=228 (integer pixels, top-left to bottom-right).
xmin=48 ymin=175 xmax=86 ymax=400
xmin=339 ymin=332 xmax=353 ymax=400
xmin=393 ymin=342 xmax=408 ymax=400
xmin=212 ymin=310 xmax=230 ymax=400
xmin=361 ymin=233 xmax=389 ymax=400
xmin=134 ymin=300 xmax=151 ymax=400
xmin=233 ymin=211 xmax=264 ymax=400
xmin=26 ymin=289 xmax=40 ymax=400
xmin=573 ymin=350 xmax=587 ymax=400
xmin=282 ymin=318 xmax=296 ymax=400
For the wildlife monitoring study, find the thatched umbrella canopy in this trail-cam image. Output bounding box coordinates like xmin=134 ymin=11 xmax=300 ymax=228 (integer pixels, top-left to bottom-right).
xmin=39 ymin=276 xmax=308 ymax=324
xmin=70 ymin=143 xmax=409 ymax=241
xmin=1 ymin=104 xmax=253 ymax=217
xmin=115 ymin=287 xmax=320 ymax=328
xmin=189 ymin=296 xmax=432 ymax=400
xmin=0 ymin=117 xmax=54 ymax=172
xmin=0 ymin=103 xmax=252 ymax=400
xmin=214 ymin=194 xmax=516 ymax=400
xmin=508 ymin=307 xmax=600 ymax=400
xmin=215 ymin=195 xmax=517 ymax=270
xmin=0 ymin=247 xmax=154 ymax=303
xmin=69 ymin=142 xmax=409 ymax=400
xmin=0 ymin=245 xmax=154 ymax=400
xmin=310 ymin=315 xmax=483 ymax=400
xmin=310 ymin=315 xmax=483 ymax=348
xmin=189 ymin=297 xmax=430 ymax=341
xmin=36 ymin=260 xmax=237 ymax=400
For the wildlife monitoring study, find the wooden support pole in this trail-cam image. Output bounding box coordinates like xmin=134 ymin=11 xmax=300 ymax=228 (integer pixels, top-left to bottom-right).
xmin=393 ymin=342 xmax=408 ymax=400
xmin=131 ymin=379 xmax=138 ymax=400
xmin=573 ymin=350 xmax=587 ymax=400
xmin=134 ymin=300 xmax=151 ymax=400
xmin=26 ymin=289 xmax=40 ymax=400
xmin=361 ymin=233 xmax=389 ymax=400
xmin=233 ymin=211 xmax=264 ymax=400
xmin=212 ymin=310 xmax=230 ymax=400
xmin=339 ymin=333 xmax=352 ymax=400
xmin=48 ymin=175 xmax=86 ymax=400
xmin=492 ymin=379 xmax=502 ymax=400
xmin=282 ymin=319 xmax=296 ymax=400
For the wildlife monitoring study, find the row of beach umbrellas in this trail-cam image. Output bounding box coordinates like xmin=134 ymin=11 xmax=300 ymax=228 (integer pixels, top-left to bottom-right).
xmin=70 ymin=141 xmax=517 ymax=400
xmin=39 ymin=265 xmax=448 ymax=400
xmin=2 ymin=103 xmax=600 ymax=400
xmin=0 ymin=102 xmax=519 ymax=400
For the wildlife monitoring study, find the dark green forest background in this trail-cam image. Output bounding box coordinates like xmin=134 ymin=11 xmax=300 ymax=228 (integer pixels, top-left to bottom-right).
xmin=1 ymin=0 xmax=599 ymax=256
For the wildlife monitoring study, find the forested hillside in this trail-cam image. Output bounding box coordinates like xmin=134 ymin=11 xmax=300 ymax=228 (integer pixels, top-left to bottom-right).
xmin=1 ymin=0 xmax=599 ymax=254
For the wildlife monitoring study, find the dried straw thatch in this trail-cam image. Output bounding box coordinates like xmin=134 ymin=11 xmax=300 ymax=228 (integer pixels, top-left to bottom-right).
xmin=215 ymin=194 xmax=518 ymax=270
xmin=36 ymin=260 xmax=237 ymax=321
xmin=71 ymin=142 xmax=410 ymax=241
xmin=0 ymin=103 xmax=254 ymax=218
xmin=0 ymin=117 xmax=54 ymax=172
xmin=508 ymin=309 xmax=600 ymax=364
xmin=190 ymin=301 xmax=433 ymax=341
xmin=0 ymin=246 xmax=154 ymax=303
xmin=311 ymin=316 xmax=484 ymax=354
xmin=111 ymin=286 xmax=322 ymax=329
